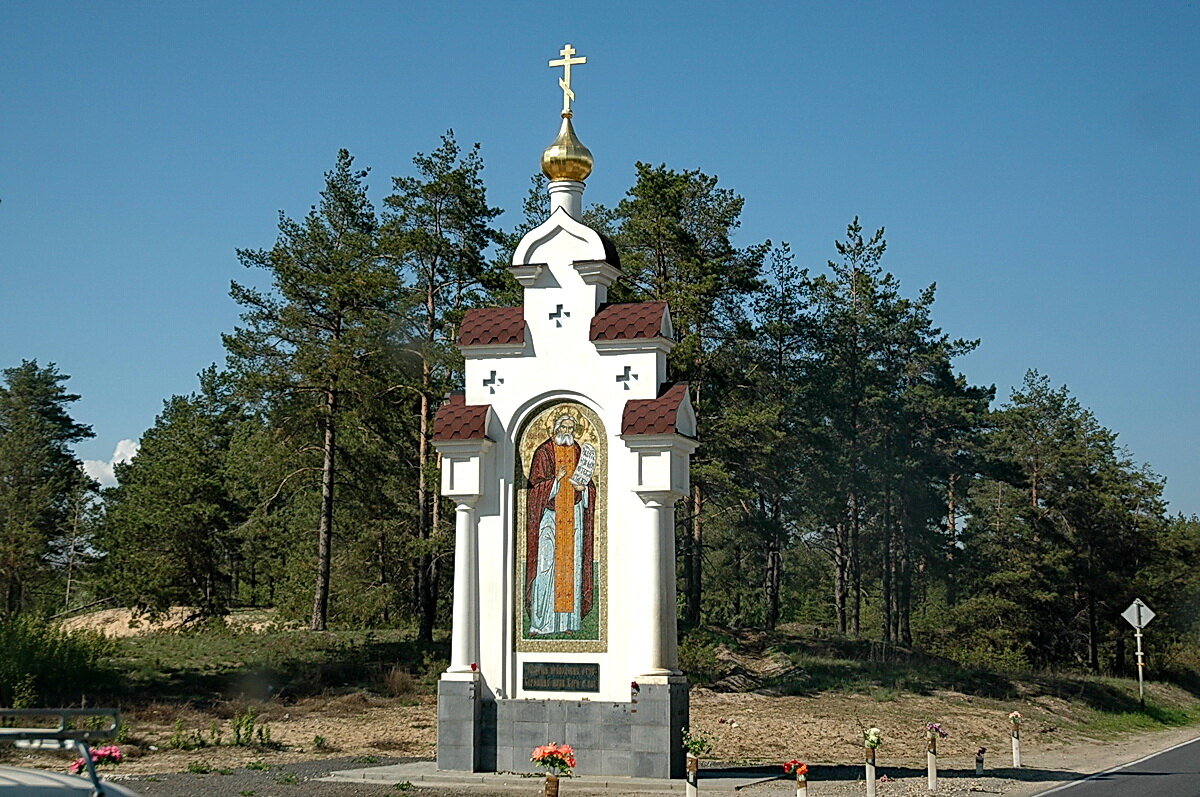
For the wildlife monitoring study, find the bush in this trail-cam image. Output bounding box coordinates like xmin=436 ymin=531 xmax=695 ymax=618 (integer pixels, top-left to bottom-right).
xmin=382 ymin=666 xmax=415 ymax=696
xmin=678 ymin=634 xmax=724 ymax=685
xmin=0 ymin=616 xmax=114 ymax=706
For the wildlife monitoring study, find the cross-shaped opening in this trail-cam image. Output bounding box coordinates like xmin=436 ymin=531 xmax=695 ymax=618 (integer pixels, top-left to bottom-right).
xmin=483 ymin=371 xmax=504 ymax=394
xmin=616 ymin=365 xmax=638 ymax=389
xmin=549 ymin=305 xmax=570 ymax=327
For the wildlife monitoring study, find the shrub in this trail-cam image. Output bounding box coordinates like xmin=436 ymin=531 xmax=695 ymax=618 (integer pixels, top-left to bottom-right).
xmin=678 ymin=635 xmax=723 ymax=685
xmin=0 ymin=616 xmax=113 ymax=706
xmin=382 ymin=666 xmax=415 ymax=696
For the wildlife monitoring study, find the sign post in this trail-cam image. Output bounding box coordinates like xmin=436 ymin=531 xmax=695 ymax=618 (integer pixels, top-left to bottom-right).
xmin=1121 ymin=599 xmax=1156 ymax=706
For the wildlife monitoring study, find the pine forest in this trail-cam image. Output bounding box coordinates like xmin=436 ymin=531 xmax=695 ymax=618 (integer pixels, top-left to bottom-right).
xmin=4 ymin=135 xmax=1198 ymax=688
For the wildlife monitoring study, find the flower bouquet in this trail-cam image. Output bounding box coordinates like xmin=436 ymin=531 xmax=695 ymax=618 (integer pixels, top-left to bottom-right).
xmin=862 ymin=728 xmax=882 ymax=797
xmin=925 ymin=722 xmax=947 ymax=791
xmin=69 ymin=745 xmax=122 ymax=775
xmin=783 ymin=759 xmax=809 ymax=796
xmin=531 ymin=743 xmax=575 ymax=796
xmin=1009 ymin=710 xmax=1023 ymax=767
xmin=682 ymin=727 xmax=716 ymax=794
xmin=925 ymin=722 xmax=947 ymax=752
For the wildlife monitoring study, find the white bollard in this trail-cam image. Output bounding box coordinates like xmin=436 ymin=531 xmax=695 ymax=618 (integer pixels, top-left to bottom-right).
xmin=686 ymin=752 xmax=699 ymax=797
xmin=1011 ymin=727 xmax=1021 ymax=768
xmin=796 ymin=770 xmax=808 ymax=797
xmin=975 ymin=749 xmax=985 ymax=776
xmin=865 ymin=746 xmax=877 ymax=797
xmin=927 ymin=735 xmax=937 ymax=792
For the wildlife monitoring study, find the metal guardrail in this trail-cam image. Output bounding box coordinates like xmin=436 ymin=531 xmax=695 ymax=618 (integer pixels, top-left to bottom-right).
xmin=0 ymin=709 xmax=122 ymax=795
xmin=0 ymin=708 xmax=120 ymax=743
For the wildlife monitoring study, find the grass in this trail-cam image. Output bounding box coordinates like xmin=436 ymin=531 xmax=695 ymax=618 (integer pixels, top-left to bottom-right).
xmin=682 ymin=625 xmax=1200 ymax=741
xmin=42 ymin=614 xmax=1200 ymax=766
xmin=105 ymin=627 xmax=447 ymax=706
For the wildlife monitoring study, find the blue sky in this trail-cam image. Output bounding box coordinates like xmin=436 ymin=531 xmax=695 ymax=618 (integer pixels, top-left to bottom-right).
xmin=1 ymin=2 xmax=1197 ymax=513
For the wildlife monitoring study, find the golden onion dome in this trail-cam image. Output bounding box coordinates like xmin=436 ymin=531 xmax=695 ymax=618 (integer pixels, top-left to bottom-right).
xmin=541 ymin=111 xmax=593 ymax=182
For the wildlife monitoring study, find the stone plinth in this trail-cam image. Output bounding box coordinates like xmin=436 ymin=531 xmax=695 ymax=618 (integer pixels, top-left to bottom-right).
xmin=468 ymin=678 xmax=687 ymax=779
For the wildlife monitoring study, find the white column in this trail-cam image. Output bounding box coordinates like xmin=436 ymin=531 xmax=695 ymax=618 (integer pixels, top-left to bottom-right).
xmin=448 ymin=499 xmax=479 ymax=673
xmin=660 ymin=499 xmax=680 ymax=673
xmin=639 ymin=492 xmax=678 ymax=676
xmin=548 ymin=180 xmax=584 ymax=218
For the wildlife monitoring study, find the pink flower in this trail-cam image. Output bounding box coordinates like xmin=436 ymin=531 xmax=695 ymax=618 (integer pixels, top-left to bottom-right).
xmin=531 ymin=743 xmax=576 ymax=775
xmin=68 ymin=745 xmax=122 ymax=774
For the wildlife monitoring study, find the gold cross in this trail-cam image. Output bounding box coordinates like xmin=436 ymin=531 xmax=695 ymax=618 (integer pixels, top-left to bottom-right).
xmin=548 ymin=43 xmax=586 ymax=115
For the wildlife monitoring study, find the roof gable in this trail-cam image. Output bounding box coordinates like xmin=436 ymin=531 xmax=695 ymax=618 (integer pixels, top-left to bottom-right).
xmin=590 ymin=302 xmax=671 ymax=342
xmin=622 ymin=382 xmax=693 ymax=436
xmin=458 ymin=307 xmax=525 ymax=347
xmin=434 ymin=394 xmax=492 ymax=441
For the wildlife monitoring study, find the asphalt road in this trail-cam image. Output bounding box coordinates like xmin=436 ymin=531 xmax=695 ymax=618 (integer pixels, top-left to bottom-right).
xmin=1034 ymin=736 xmax=1200 ymax=797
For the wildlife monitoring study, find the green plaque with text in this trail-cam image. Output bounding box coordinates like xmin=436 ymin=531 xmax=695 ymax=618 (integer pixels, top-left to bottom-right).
xmin=523 ymin=662 xmax=600 ymax=692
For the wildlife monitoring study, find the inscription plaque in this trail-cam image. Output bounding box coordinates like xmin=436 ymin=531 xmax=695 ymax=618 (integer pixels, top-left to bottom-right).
xmin=523 ymin=662 xmax=600 ymax=692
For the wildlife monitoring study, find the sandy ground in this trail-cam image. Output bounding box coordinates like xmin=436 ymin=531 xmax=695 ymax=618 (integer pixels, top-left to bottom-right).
xmin=59 ymin=725 xmax=1200 ymax=797
xmin=60 ymin=607 xmax=293 ymax=637
xmin=6 ymin=691 xmax=1199 ymax=796
xmin=25 ymin=612 xmax=1195 ymax=794
xmin=3 ymin=688 xmax=1080 ymax=775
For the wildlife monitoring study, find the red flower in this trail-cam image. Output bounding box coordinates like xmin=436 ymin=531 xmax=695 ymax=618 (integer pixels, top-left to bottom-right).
xmin=531 ymin=743 xmax=576 ymax=775
xmin=783 ymin=759 xmax=808 ymax=775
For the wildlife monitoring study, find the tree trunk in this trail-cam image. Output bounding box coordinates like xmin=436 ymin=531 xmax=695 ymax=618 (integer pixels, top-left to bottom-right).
xmin=881 ymin=507 xmax=893 ymax=643
xmin=765 ymin=498 xmax=782 ymax=631
xmin=898 ymin=502 xmax=913 ymax=646
xmin=834 ymin=521 xmax=848 ymax=634
xmin=63 ymin=498 xmax=80 ymax=610
xmin=849 ymin=487 xmax=861 ymax=636
xmin=685 ymin=483 xmax=703 ymax=627
xmin=416 ymin=382 xmax=435 ymax=642
xmin=311 ymin=384 xmax=338 ymax=632
xmin=1087 ymin=581 xmax=1099 ymax=673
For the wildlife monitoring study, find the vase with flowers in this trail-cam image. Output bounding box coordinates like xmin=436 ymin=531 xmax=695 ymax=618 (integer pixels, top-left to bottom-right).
xmin=531 ymin=743 xmax=575 ymax=796
xmin=783 ymin=759 xmax=809 ymax=797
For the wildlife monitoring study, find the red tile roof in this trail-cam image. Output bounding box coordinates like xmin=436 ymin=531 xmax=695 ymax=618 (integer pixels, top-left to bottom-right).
xmin=622 ymin=383 xmax=691 ymax=436
xmin=590 ymin=302 xmax=669 ymax=342
xmin=458 ymin=307 xmax=525 ymax=347
xmin=434 ymin=394 xmax=491 ymax=441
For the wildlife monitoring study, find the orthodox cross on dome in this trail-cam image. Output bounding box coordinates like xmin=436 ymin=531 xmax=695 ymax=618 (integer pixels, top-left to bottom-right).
xmin=548 ymin=43 xmax=586 ymax=115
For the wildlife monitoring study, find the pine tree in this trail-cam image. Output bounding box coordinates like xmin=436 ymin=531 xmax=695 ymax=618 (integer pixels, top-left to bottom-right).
xmin=959 ymin=372 xmax=1166 ymax=669
xmin=607 ymin=162 xmax=765 ymax=627
xmin=225 ymin=150 xmax=401 ymax=631
xmin=0 ymin=361 xmax=93 ymax=616
xmin=381 ymin=131 xmax=501 ymax=641
xmin=98 ymin=372 xmax=250 ymax=617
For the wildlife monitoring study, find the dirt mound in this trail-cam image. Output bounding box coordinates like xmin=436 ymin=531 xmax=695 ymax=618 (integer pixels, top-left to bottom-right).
xmin=59 ymin=607 xmax=290 ymax=637
xmin=709 ymin=646 xmax=804 ymax=694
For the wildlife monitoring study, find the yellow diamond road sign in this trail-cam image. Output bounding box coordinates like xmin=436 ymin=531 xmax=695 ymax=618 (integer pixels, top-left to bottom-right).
xmin=1121 ymin=598 xmax=1155 ymax=629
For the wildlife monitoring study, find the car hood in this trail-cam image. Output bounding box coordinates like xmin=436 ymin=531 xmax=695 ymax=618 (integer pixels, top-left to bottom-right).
xmin=0 ymin=766 xmax=142 ymax=795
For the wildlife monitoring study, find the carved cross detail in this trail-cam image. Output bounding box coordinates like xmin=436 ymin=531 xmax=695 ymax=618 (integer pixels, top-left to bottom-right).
xmin=549 ymin=304 xmax=570 ymax=327
xmin=483 ymin=371 xmax=504 ymax=394
xmin=616 ymin=365 xmax=638 ymax=390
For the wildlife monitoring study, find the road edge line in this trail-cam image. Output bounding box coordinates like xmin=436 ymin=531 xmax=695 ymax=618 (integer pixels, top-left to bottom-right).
xmin=1032 ymin=734 xmax=1200 ymax=795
